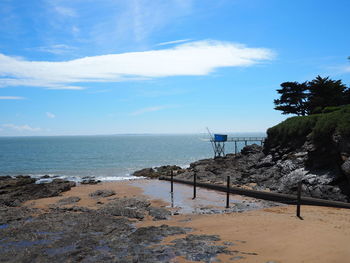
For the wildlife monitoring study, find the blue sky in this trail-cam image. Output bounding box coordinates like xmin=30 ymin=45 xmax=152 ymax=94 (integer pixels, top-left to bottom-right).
xmin=0 ymin=0 xmax=349 ymax=136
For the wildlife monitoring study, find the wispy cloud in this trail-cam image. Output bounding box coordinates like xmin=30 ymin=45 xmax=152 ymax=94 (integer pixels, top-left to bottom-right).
xmin=46 ymin=112 xmax=56 ymax=119
xmin=0 ymin=96 xmax=25 ymax=100
xmin=119 ymin=0 xmax=193 ymax=42
xmin=36 ymin=44 xmax=77 ymax=55
xmin=156 ymin=39 xmax=192 ymax=46
xmin=130 ymin=106 xmax=167 ymax=116
xmin=2 ymin=123 xmax=41 ymax=132
xmin=53 ymin=5 xmax=77 ymax=17
xmin=87 ymin=89 xmax=112 ymax=94
xmin=0 ymin=40 xmax=274 ymax=90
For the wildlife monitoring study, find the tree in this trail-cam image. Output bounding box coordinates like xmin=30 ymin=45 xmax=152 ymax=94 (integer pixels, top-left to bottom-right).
xmin=307 ymin=76 xmax=347 ymax=114
xmin=274 ymin=76 xmax=349 ymax=116
xmin=274 ymin=81 xmax=309 ymax=116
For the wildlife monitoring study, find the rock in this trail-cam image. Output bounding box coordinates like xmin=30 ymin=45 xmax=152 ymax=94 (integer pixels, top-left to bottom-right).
xmin=81 ymin=179 xmax=101 ymax=184
xmin=0 ymin=199 xmax=240 ymax=263
xmin=57 ymin=196 xmax=81 ymax=205
xmin=341 ymin=158 xmax=350 ymax=183
xmin=0 ymin=176 xmax=36 ymax=190
xmin=0 ymin=206 xmax=37 ymax=224
xmin=133 ymin=165 xmax=183 ymax=179
xmin=133 ymin=168 xmax=158 ymax=178
xmin=170 ymin=234 xmax=229 ymax=262
xmin=50 ymin=205 xmax=92 ymax=213
xmin=99 ymin=197 xmax=151 ymax=219
xmin=89 ymin=189 xmax=116 ymax=198
xmin=241 ymin=144 xmax=263 ymax=155
xmin=0 ymin=177 xmax=76 ymax=207
xmin=255 ymin=154 xmax=274 ymax=168
xmin=147 ymin=207 xmax=171 ymax=220
xmin=0 ymin=176 xmax=12 ymax=180
xmin=129 ymin=225 xmax=187 ymax=244
xmin=132 ymin=129 xmax=350 ymax=201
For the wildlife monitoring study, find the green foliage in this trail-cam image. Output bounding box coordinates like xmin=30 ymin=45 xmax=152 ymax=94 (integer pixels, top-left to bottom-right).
xmin=273 ymin=76 xmax=349 ymax=116
xmin=321 ymin=106 xmax=343 ymax=113
xmin=267 ymin=115 xmax=318 ymax=147
xmin=307 ymin=76 xmax=347 ymax=114
xmin=267 ymin=104 xmax=350 ymax=148
xmin=273 ymin=81 xmax=308 ymax=116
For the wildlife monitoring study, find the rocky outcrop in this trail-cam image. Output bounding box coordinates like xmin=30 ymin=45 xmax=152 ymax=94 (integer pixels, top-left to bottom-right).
xmin=0 ymin=205 xmax=236 ymax=263
xmin=133 ymin=165 xmax=184 ymax=178
xmin=89 ymin=189 xmax=116 ymax=198
xmin=0 ymin=176 xmax=76 ymax=207
xmin=134 ymin=140 xmax=350 ymax=202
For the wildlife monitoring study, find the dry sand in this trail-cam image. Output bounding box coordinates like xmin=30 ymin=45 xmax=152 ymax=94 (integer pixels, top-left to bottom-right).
xmin=26 ymin=179 xmax=350 ymax=263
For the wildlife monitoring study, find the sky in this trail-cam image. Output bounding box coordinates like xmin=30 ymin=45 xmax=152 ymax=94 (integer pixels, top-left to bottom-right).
xmin=0 ymin=0 xmax=349 ymax=136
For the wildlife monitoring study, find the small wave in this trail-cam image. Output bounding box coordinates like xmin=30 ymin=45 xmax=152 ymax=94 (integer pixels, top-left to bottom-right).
xmin=20 ymin=174 xmax=144 ymax=184
xmin=96 ymin=176 xmax=143 ymax=182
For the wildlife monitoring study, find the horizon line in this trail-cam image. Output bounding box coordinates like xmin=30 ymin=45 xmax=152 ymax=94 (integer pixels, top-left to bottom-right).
xmin=0 ymin=131 xmax=267 ymax=138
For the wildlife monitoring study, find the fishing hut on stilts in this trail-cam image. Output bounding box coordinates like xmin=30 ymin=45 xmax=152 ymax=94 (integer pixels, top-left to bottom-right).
xmin=207 ymin=128 xmax=228 ymax=158
xmin=207 ymin=128 xmax=266 ymax=158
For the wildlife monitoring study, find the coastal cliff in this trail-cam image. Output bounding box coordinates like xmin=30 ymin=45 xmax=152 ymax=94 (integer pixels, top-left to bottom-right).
xmin=134 ymin=105 xmax=350 ymax=202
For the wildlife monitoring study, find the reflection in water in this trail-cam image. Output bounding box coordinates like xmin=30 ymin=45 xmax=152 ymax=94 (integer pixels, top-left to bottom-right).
xmin=170 ymin=192 xmax=174 ymax=208
xmin=132 ymin=180 xmax=246 ymax=214
xmin=132 ymin=180 xmax=280 ymax=214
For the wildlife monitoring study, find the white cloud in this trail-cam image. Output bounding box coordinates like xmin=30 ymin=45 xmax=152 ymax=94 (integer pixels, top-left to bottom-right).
xmin=46 ymin=112 xmax=56 ymax=118
xmin=0 ymin=40 xmax=274 ymax=89
xmin=0 ymin=96 xmax=25 ymax=100
xmin=131 ymin=106 xmax=167 ymax=116
xmin=2 ymin=123 xmax=41 ymax=132
xmin=53 ymin=5 xmax=77 ymax=17
xmin=156 ymin=39 xmax=192 ymax=46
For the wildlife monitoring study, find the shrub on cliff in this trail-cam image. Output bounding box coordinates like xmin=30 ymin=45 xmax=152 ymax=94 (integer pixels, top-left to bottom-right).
xmin=266 ymin=104 xmax=350 ymax=150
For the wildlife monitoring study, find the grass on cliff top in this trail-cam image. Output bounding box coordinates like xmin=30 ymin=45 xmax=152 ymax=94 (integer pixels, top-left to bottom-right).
xmin=267 ymin=104 xmax=350 ymax=147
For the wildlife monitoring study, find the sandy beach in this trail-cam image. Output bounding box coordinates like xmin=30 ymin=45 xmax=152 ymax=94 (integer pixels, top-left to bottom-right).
xmin=24 ymin=179 xmax=350 ymax=263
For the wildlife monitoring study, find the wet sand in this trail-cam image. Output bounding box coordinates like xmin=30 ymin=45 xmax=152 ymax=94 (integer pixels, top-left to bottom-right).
xmin=26 ymin=179 xmax=350 ymax=263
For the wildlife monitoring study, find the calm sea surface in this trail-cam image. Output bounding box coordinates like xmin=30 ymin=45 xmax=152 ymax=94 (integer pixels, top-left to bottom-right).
xmin=0 ymin=134 xmax=264 ymax=182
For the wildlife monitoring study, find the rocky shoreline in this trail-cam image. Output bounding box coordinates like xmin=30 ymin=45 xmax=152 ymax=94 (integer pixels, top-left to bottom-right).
xmin=134 ymin=143 xmax=350 ymax=202
xmin=0 ymin=176 xmax=262 ymax=262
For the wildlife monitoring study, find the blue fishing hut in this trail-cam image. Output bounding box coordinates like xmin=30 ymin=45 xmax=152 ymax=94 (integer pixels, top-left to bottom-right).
xmin=211 ymin=134 xmax=227 ymax=158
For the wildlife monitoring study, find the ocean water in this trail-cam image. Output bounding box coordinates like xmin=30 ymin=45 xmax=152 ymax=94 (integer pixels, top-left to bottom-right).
xmin=0 ymin=133 xmax=264 ymax=182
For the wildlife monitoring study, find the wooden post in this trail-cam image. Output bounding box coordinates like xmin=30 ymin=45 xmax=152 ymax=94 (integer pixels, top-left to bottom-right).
xmin=226 ymin=176 xmax=230 ymax=208
xmin=234 ymin=141 xmax=237 ymax=154
xmin=297 ymin=181 xmax=302 ymax=218
xmin=193 ymin=174 xmax=197 ymax=199
xmin=170 ymin=170 xmax=174 ymax=193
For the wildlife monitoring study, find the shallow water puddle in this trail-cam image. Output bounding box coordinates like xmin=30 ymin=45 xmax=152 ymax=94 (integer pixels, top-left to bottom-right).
xmin=131 ymin=180 xmax=273 ymax=214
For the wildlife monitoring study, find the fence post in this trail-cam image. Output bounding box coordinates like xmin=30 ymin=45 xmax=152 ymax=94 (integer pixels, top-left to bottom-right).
xmin=193 ymin=174 xmax=197 ymax=199
xmin=226 ymin=176 xmax=230 ymax=208
xmin=170 ymin=170 xmax=174 ymax=193
xmin=297 ymin=181 xmax=302 ymax=218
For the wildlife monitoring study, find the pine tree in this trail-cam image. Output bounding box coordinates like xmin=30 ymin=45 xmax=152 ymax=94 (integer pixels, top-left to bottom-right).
xmin=274 ymin=81 xmax=308 ymax=115
xmin=307 ymin=76 xmax=347 ymax=114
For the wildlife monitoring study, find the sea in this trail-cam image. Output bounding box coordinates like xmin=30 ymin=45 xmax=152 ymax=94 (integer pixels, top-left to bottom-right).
xmin=0 ymin=133 xmax=265 ymax=183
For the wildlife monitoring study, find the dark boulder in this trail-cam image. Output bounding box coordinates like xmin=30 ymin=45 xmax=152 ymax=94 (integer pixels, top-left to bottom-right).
xmin=0 ymin=177 xmax=76 ymax=207
xmin=89 ymin=189 xmax=116 ymax=198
